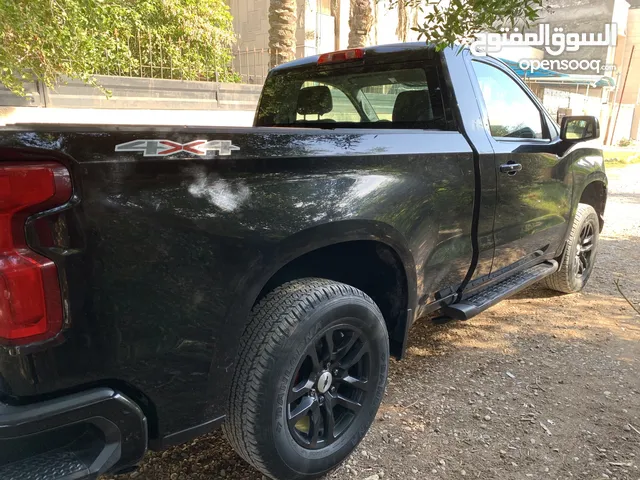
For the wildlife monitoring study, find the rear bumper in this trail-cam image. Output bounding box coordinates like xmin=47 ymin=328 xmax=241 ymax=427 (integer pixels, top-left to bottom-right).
xmin=0 ymin=388 xmax=147 ymax=479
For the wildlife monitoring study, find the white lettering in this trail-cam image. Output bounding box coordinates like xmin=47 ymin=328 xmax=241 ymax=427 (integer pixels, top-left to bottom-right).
xmin=471 ymin=23 xmax=618 ymax=57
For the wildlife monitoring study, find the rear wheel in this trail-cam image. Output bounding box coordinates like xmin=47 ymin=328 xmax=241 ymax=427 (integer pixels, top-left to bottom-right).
xmin=543 ymin=203 xmax=600 ymax=293
xmin=223 ymin=278 xmax=389 ymax=480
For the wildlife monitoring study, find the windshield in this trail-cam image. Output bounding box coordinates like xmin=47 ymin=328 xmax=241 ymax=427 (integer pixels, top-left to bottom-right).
xmin=255 ymin=61 xmax=450 ymax=129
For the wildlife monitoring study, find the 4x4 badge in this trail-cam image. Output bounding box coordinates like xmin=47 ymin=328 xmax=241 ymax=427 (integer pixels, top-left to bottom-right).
xmin=115 ymin=139 xmax=240 ymax=157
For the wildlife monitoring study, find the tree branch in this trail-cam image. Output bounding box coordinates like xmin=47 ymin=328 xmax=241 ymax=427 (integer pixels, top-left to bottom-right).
xmin=615 ymin=279 xmax=640 ymax=316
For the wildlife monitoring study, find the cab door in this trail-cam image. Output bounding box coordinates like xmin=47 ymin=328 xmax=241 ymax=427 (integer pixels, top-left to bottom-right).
xmin=469 ymin=59 xmax=571 ymax=275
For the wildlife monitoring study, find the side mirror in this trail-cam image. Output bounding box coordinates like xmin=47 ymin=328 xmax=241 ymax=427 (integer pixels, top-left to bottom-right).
xmin=560 ymin=116 xmax=600 ymax=142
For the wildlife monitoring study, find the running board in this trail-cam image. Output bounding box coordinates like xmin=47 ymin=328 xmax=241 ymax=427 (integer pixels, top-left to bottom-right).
xmin=441 ymin=260 xmax=559 ymax=321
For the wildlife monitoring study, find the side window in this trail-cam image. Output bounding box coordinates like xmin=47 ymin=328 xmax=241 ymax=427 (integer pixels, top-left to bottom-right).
xmin=296 ymin=82 xmax=361 ymax=122
xmin=472 ymin=61 xmax=545 ymax=139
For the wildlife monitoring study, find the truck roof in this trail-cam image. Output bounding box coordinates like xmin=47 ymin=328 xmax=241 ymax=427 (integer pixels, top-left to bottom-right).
xmin=270 ymin=42 xmax=439 ymax=73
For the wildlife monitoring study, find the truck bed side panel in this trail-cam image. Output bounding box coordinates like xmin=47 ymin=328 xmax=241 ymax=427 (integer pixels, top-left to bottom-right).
xmin=0 ymin=127 xmax=474 ymax=437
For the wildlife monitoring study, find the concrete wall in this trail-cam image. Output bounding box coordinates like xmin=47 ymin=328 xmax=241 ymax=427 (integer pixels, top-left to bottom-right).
xmin=1 ymin=75 xmax=262 ymax=111
xmin=0 ymin=82 xmax=43 ymax=107
xmin=0 ymin=107 xmax=255 ymax=127
xmin=0 ymin=75 xmax=261 ymax=127
xmin=539 ymin=86 xmax=607 ymax=122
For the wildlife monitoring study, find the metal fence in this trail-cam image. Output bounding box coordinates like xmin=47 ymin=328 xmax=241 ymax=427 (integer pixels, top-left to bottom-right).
xmin=231 ymin=45 xmax=311 ymax=84
xmin=89 ymin=29 xmax=308 ymax=85
xmin=92 ymin=30 xmax=311 ymax=86
xmin=92 ymin=30 xmax=239 ymax=83
xmin=232 ymin=47 xmax=272 ymax=85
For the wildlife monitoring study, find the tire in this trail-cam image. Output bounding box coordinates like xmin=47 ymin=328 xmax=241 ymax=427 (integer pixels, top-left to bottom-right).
xmin=543 ymin=203 xmax=600 ymax=293
xmin=223 ymin=278 xmax=389 ymax=480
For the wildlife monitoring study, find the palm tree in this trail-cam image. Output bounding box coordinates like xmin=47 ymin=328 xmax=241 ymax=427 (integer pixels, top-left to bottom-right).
xmin=268 ymin=0 xmax=297 ymax=67
xmin=396 ymin=0 xmax=408 ymax=42
xmin=348 ymin=0 xmax=373 ymax=48
xmin=398 ymin=2 xmax=422 ymax=43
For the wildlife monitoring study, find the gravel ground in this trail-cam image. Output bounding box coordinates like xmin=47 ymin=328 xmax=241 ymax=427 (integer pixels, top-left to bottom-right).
xmin=110 ymin=164 xmax=640 ymax=480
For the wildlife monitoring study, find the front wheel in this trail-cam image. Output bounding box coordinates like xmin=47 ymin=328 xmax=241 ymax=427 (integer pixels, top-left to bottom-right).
xmin=543 ymin=203 xmax=600 ymax=293
xmin=223 ymin=278 xmax=389 ymax=480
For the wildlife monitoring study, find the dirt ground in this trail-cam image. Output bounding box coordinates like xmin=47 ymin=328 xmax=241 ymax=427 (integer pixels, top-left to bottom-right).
xmin=114 ymin=164 xmax=640 ymax=480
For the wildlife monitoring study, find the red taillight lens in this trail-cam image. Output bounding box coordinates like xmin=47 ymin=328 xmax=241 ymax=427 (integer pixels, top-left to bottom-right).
xmin=0 ymin=162 xmax=72 ymax=345
xmin=317 ymin=48 xmax=365 ymax=65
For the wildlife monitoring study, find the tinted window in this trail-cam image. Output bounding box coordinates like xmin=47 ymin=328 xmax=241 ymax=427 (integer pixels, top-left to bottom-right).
xmin=296 ymin=82 xmax=361 ymax=122
xmin=359 ymin=80 xmax=432 ymax=121
xmin=472 ymin=61 xmax=545 ymax=139
xmin=256 ymin=62 xmax=449 ymax=129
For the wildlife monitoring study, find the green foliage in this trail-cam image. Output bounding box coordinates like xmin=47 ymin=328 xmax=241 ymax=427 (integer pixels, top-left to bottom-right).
xmin=603 ymin=149 xmax=640 ymax=167
xmin=0 ymin=0 xmax=237 ymax=95
xmin=386 ymin=0 xmax=547 ymax=51
xmin=618 ymin=137 xmax=632 ymax=147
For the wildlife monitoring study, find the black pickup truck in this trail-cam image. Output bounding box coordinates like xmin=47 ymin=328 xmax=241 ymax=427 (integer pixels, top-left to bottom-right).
xmin=0 ymin=43 xmax=607 ymax=480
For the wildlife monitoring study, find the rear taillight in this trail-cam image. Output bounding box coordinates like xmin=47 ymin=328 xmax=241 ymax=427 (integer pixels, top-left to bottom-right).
xmin=0 ymin=162 xmax=72 ymax=346
xmin=317 ymin=48 xmax=365 ymax=65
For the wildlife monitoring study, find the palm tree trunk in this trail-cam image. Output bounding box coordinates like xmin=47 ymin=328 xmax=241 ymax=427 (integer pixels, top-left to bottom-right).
xmin=331 ymin=0 xmax=340 ymax=51
xmin=348 ymin=0 xmax=373 ymax=48
xmin=396 ymin=0 xmax=408 ymax=42
xmin=269 ymin=0 xmax=297 ymax=67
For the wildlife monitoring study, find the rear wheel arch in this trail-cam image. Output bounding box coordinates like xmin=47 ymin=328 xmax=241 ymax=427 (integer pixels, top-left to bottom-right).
xmin=255 ymin=238 xmax=414 ymax=359
xmin=208 ymin=224 xmax=415 ymax=421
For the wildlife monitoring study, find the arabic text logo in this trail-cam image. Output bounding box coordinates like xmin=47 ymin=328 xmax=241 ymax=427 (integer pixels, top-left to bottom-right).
xmin=470 ymin=23 xmax=618 ymax=57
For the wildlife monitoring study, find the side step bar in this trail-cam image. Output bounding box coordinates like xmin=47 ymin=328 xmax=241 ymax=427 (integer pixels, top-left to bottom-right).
xmin=441 ymin=260 xmax=559 ymax=321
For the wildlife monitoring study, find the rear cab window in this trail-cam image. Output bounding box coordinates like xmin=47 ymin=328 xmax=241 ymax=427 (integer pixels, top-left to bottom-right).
xmin=256 ymin=56 xmax=453 ymax=130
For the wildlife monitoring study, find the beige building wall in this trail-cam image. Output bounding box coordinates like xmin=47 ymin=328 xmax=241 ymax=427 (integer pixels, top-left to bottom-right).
xmin=338 ymin=0 xmax=350 ymax=50
xmin=229 ymin=0 xmax=307 ymax=82
xmin=229 ymin=0 xmax=426 ymax=80
xmin=371 ymin=3 xmax=421 ymax=46
xmin=615 ymin=8 xmax=640 ymax=104
xmin=628 ymin=8 xmax=640 ymax=139
xmin=612 ymin=7 xmax=640 ymax=140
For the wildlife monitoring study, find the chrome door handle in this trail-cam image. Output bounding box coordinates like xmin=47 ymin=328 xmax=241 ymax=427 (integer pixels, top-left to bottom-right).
xmin=499 ymin=163 xmax=523 ymax=175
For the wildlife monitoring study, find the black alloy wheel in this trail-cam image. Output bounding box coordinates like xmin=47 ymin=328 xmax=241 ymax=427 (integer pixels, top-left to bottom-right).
xmin=575 ymin=221 xmax=595 ymax=278
xmin=287 ymin=326 xmax=371 ymax=449
xmin=223 ymin=278 xmax=389 ymax=480
xmin=543 ymin=203 xmax=600 ymax=293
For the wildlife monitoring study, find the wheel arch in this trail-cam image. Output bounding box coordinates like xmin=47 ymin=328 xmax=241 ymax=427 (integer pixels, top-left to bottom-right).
xmin=206 ymin=221 xmax=417 ymax=426
xmin=578 ymin=178 xmax=607 ymax=232
xmin=257 ymin=221 xmax=417 ymax=359
xmin=226 ymin=221 xmax=417 ymax=363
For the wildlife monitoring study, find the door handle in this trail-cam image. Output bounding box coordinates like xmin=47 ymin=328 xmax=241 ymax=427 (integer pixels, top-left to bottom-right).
xmin=499 ymin=163 xmax=523 ymax=175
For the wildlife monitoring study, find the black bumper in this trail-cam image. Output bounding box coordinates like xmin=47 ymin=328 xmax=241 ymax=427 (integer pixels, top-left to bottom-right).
xmin=0 ymin=388 xmax=147 ymax=480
